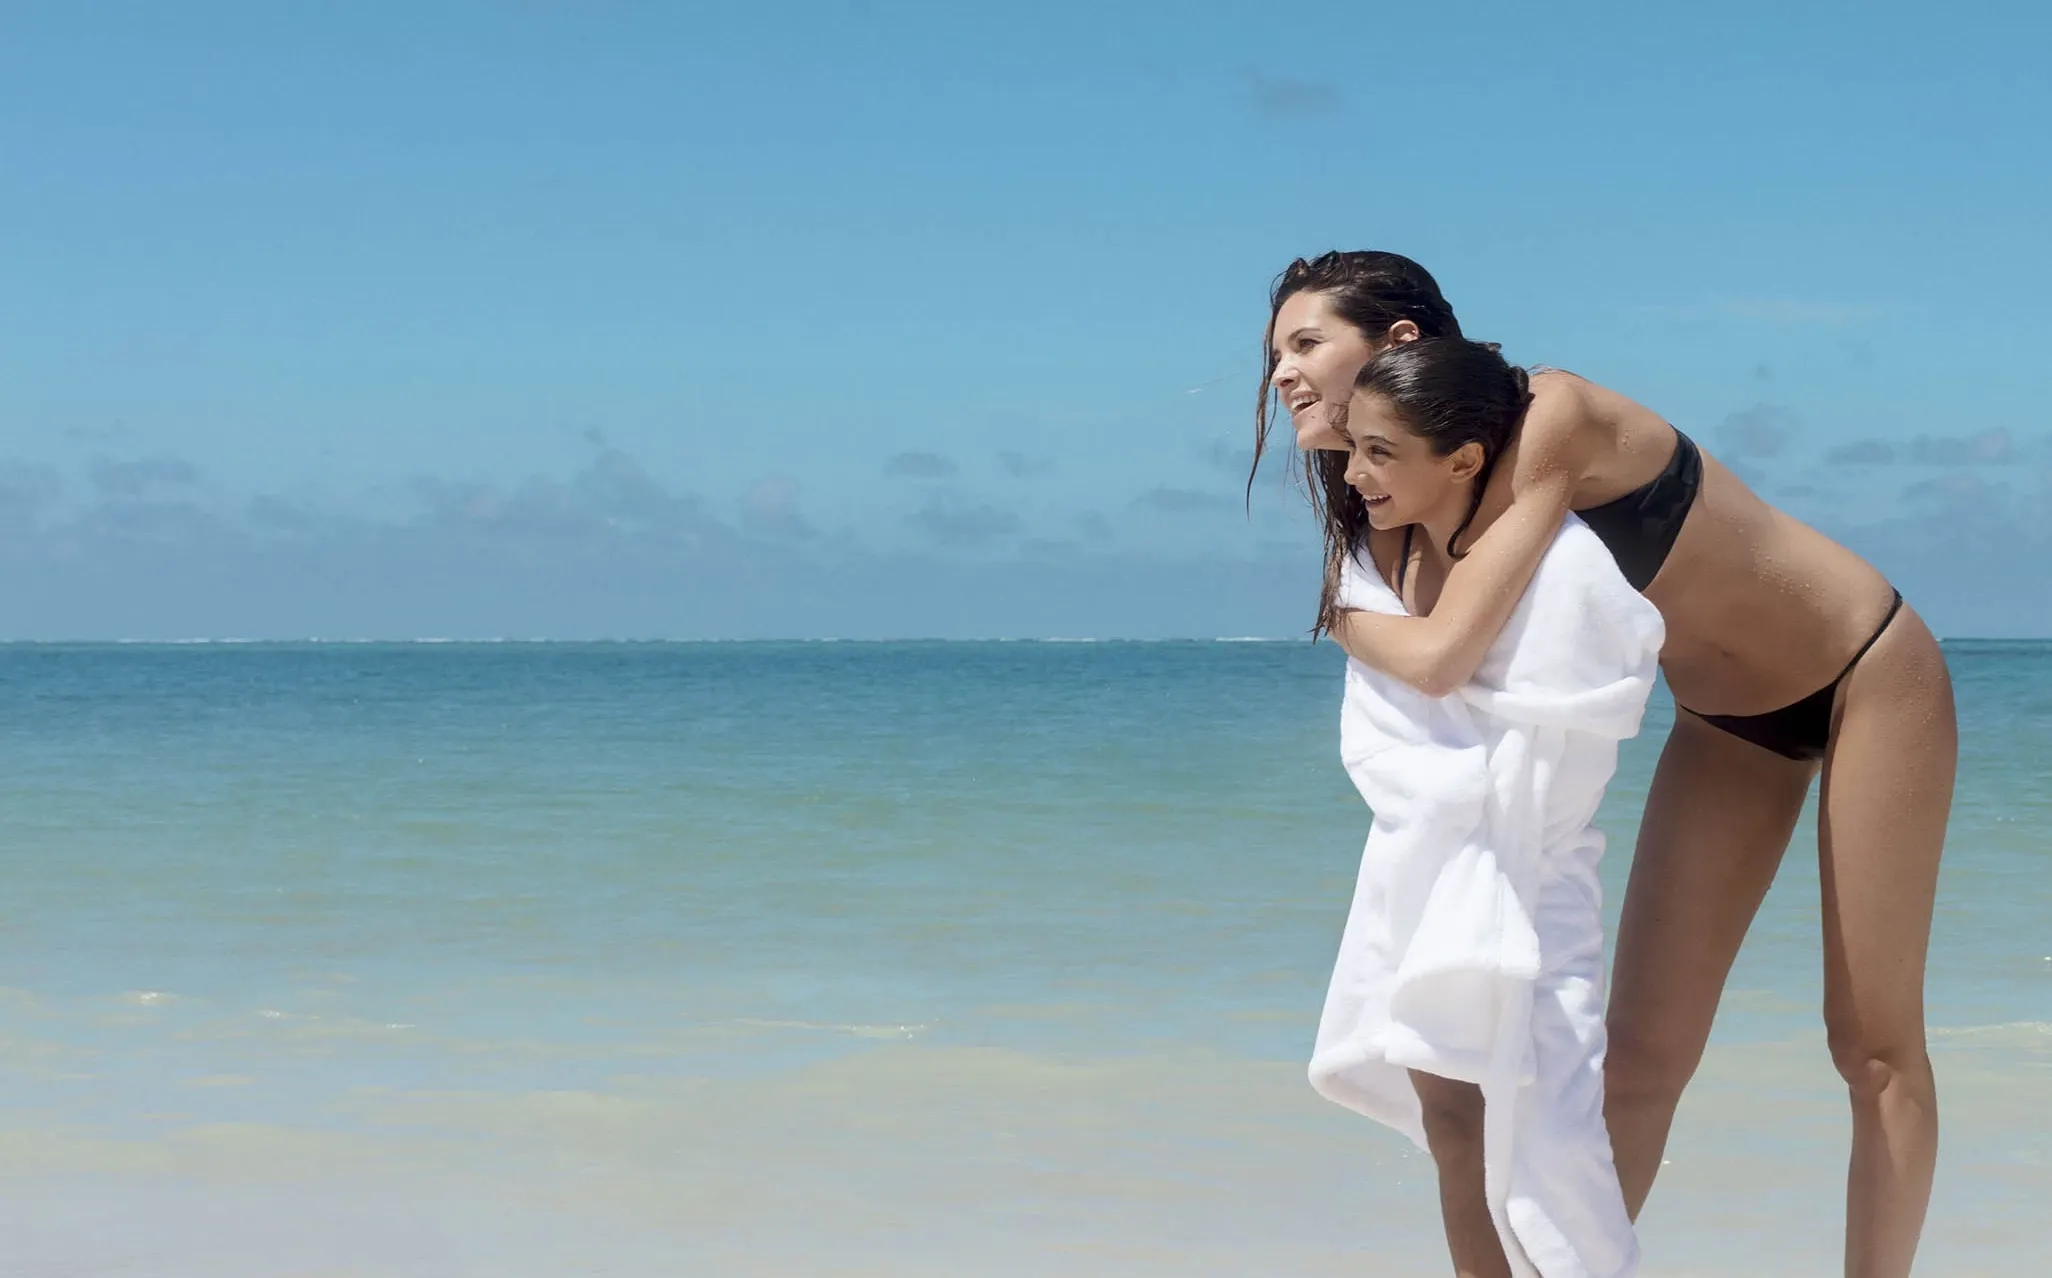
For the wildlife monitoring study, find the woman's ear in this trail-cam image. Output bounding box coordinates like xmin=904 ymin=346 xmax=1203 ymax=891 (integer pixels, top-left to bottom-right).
xmin=1446 ymin=440 xmax=1486 ymax=482
xmin=1384 ymin=319 xmax=1422 ymax=345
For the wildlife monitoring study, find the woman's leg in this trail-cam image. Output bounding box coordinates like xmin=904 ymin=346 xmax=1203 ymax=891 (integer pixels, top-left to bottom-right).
xmin=1603 ymin=711 xmax=1817 ymax=1216
xmin=1409 ymin=1070 xmax=1510 ymax=1278
xmin=1817 ymin=605 xmax=1954 ymax=1278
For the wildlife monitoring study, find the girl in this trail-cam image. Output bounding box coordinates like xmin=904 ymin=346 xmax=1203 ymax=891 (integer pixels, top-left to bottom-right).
xmin=1308 ymin=336 xmax=1661 ymax=1278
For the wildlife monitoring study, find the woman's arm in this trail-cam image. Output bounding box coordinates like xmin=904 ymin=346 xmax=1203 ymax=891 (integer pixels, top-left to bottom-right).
xmin=1330 ymin=378 xmax=1593 ymax=697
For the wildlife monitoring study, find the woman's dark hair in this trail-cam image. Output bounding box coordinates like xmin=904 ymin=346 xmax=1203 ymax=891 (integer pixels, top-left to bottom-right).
xmin=1309 ymin=338 xmax=1533 ymax=634
xmin=1248 ymin=251 xmax=1466 ymax=631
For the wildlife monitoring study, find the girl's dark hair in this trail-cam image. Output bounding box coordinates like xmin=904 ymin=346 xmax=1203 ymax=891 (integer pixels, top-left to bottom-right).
xmin=1310 ymin=338 xmax=1533 ymax=634
xmin=1248 ymin=251 xmax=1465 ymax=631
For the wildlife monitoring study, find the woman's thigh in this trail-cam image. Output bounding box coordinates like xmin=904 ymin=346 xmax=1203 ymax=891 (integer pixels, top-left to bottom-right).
xmin=1607 ymin=711 xmax=1816 ymax=1083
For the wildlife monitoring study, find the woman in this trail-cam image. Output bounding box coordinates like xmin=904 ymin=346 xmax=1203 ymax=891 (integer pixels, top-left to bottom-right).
xmin=1259 ymin=251 xmax=1954 ymax=1278
xmin=1308 ymin=336 xmax=1662 ymax=1278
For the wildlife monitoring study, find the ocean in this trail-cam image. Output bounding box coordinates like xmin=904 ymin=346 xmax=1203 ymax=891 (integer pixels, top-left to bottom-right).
xmin=1 ymin=640 xmax=2045 ymax=1276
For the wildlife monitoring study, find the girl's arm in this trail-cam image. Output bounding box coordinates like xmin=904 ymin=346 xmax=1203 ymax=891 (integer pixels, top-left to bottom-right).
xmin=1330 ymin=379 xmax=1593 ymax=697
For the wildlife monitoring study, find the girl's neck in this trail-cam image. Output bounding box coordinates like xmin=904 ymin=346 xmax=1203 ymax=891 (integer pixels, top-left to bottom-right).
xmin=1414 ymin=486 xmax=1476 ymax=564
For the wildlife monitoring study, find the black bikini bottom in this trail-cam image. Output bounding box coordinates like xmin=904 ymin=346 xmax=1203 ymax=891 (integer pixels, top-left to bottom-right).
xmin=1680 ymin=591 xmax=1904 ymax=762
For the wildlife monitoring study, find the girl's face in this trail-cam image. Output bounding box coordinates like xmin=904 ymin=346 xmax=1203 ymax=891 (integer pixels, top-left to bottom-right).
xmin=1337 ymin=390 xmax=1483 ymax=531
xmin=1268 ymin=290 xmax=1382 ymax=451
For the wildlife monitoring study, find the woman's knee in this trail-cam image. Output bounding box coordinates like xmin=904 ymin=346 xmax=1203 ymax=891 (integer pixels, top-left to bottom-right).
xmin=1825 ymin=1020 xmax=1935 ymax=1102
xmin=1603 ymin=1022 xmax=1702 ymax=1107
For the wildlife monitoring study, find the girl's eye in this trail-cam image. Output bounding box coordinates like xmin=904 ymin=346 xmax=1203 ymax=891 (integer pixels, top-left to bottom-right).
xmin=1369 ymin=447 xmax=1392 ymax=459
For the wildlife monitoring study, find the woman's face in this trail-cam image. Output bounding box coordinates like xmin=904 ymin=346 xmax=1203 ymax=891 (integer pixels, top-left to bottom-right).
xmin=1268 ymin=290 xmax=1382 ymax=451
xmin=1338 ymin=390 xmax=1481 ymax=531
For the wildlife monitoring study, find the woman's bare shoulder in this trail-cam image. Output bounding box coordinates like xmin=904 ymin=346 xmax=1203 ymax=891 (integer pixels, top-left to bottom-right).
xmin=1527 ymin=367 xmax=1599 ymax=420
xmin=1530 ymin=367 xmax=1663 ymax=428
xmin=1503 ymin=370 xmax=1602 ymax=483
xmin=1523 ymin=368 xmax=1669 ymax=471
xmin=1521 ymin=368 xmax=1677 ymax=500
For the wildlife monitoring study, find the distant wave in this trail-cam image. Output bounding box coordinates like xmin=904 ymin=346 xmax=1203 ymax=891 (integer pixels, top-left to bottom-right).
xmin=729 ymin=1017 xmax=933 ymax=1040
xmin=1928 ymin=1021 xmax=2052 ymax=1042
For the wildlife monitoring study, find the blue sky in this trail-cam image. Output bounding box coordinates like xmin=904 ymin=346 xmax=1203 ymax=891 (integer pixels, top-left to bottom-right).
xmin=3 ymin=1 xmax=2048 ymax=638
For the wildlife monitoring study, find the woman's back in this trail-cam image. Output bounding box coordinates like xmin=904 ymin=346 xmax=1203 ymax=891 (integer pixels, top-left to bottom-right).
xmin=1485 ymin=371 xmax=1899 ymax=715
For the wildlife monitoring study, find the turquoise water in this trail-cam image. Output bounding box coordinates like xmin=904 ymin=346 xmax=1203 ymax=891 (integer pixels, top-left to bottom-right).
xmin=1 ymin=642 xmax=2046 ymax=1275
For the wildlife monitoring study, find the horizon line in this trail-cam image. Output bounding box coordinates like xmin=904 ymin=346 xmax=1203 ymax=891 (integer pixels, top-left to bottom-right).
xmin=2 ymin=635 xmax=2045 ymax=647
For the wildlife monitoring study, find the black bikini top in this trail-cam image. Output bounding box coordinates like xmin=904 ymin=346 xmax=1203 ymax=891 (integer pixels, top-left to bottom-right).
xmin=1574 ymin=429 xmax=1701 ymax=593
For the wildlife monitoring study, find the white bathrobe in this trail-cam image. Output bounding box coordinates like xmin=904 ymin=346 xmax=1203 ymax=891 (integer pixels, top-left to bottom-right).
xmin=1308 ymin=515 xmax=1664 ymax=1278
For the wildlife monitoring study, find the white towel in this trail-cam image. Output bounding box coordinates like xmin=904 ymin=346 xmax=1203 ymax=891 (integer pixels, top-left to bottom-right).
xmin=1308 ymin=514 xmax=1664 ymax=1278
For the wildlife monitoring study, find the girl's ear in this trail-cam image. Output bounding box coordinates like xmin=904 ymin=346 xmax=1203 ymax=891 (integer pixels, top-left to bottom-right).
xmin=1445 ymin=440 xmax=1486 ymax=483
